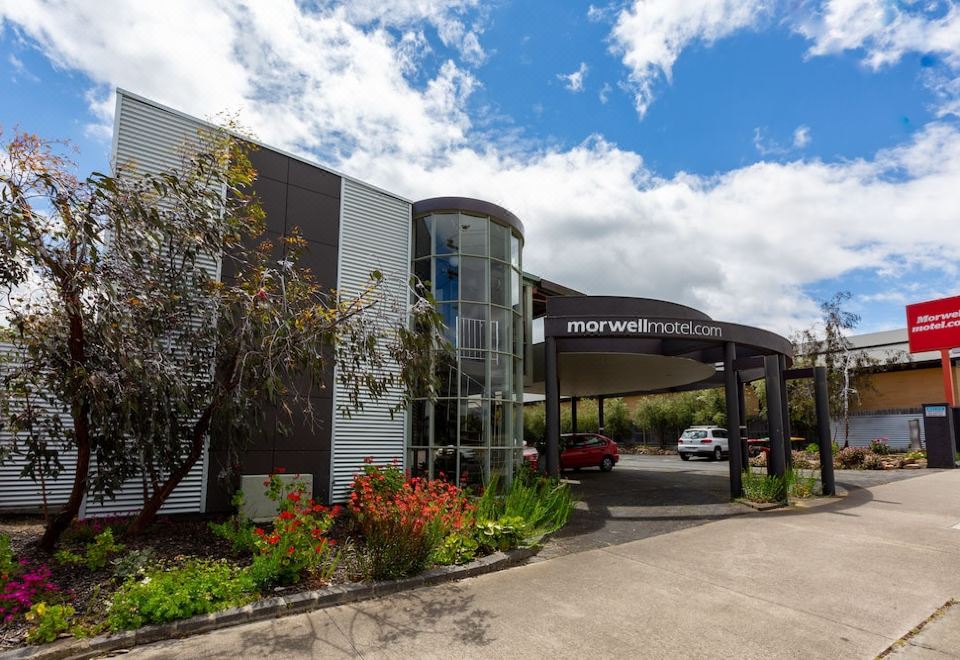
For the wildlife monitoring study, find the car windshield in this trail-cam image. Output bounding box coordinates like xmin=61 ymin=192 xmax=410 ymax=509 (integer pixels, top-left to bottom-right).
xmin=682 ymin=430 xmax=707 ymax=439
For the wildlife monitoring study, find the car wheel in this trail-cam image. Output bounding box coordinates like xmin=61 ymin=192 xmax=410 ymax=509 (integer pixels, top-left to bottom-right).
xmin=600 ymin=456 xmax=615 ymax=472
xmin=680 ymin=453 xmax=690 ymax=461
xmin=713 ymin=446 xmax=723 ymax=461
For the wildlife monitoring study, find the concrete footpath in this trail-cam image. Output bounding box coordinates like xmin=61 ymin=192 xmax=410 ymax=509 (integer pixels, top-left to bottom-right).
xmin=124 ymin=470 xmax=960 ymax=659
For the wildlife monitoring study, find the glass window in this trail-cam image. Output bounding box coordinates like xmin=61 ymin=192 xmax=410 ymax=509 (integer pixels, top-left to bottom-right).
xmin=459 ymin=351 xmax=487 ymax=398
xmin=490 ymin=222 xmax=508 ymax=262
xmin=459 ymin=214 xmax=487 ymax=256
xmin=410 ymin=400 xmax=429 ymax=446
xmin=414 ymin=216 xmax=432 ymax=258
xmin=511 ymin=269 xmax=521 ymax=311
xmin=514 ymin=356 xmax=523 ymax=401
xmin=490 ymin=260 xmax=509 ymax=308
xmin=490 ymin=306 xmax=510 ymax=354
xmin=490 ymin=352 xmax=511 ymax=400
xmin=458 ymin=447 xmax=486 ymax=487
xmin=460 ymin=399 xmax=487 ymax=447
xmin=512 ymin=312 xmax=523 ymax=356
xmin=433 ymin=214 xmax=458 ymax=254
xmin=408 ymin=448 xmax=430 ymax=479
xmin=712 ymin=429 xmax=727 ymax=438
xmin=433 ymin=399 xmax=458 ymax=448
xmin=437 ymin=303 xmax=458 ymax=348
xmin=459 ymin=303 xmax=488 ymax=356
xmin=510 ymin=234 xmax=520 ymax=268
xmin=413 ymin=258 xmax=430 ymax=290
xmin=460 ymin=257 xmax=487 ymax=302
xmin=490 ymin=400 xmax=509 ymax=447
xmin=434 ymin=255 xmax=459 ymax=302
xmin=433 ymin=350 xmax=458 ymax=399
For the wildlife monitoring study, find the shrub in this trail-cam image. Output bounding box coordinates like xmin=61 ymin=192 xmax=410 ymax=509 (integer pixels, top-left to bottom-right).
xmin=62 ymin=516 xmax=132 ymax=546
xmin=862 ymin=453 xmax=885 ymax=470
xmin=749 ymin=452 xmax=767 ymax=467
xmin=804 ymin=443 xmax=820 ymax=454
xmin=25 ymin=602 xmax=74 ymax=644
xmin=209 ymin=491 xmax=258 ymax=556
xmin=350 ymin=461 xmax=473 ymax=580
xmin=0 ymin=563 xmax=60 ymax=623
xmin=54 ymin=529 xmax=124 ymax=570
xmin=869 ymin=438 xmax=892 ymax=455
xmin=476 ymin=473 xmax=574 ymax=541
xmin=246 ymin=474 xmax=340 ymax=590
xmin=112 ymin=548 xmax=157 ymax=583
xmin=834 ymin=446 xmax=871 ymax=469
xmin=741 ymin=469 xmax=786 ymax=503
xmin=473 ymin=516 xmax=526 ymax=553
xmin=905 ymin=450 xmax=927 ymax=461
xmin=791 ymin=451 xmax=817 ymax=470
xmin=107 ymin=560 xmax=255 ymax=631
xmin=432 ymin=533 xmax=479 ymax=566
xmin=789 ymin=470 xmax=817 ymax=498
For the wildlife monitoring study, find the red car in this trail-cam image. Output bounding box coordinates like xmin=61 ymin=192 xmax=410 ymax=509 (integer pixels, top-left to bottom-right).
xmin=560 ymin=433 xmax=620 ymax=472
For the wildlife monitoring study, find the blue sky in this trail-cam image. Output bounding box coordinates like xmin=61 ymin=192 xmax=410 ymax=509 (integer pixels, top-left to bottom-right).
xmin=2 ymin=0 xmax=959 ymax=335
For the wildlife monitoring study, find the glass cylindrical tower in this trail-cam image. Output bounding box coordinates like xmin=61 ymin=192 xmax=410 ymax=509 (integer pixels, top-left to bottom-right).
xmin=409 ymin=198 xmax=525 ymax=487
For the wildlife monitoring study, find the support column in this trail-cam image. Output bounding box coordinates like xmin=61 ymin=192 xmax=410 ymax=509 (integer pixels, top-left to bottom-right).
xmin=764 ymin=356 xmax=787 ymax=492
xmin=737 ymin=374 xmax=749 ymax=472
xmin=779 ymin=354 xmax=793 ymax=469
xmin=724 ymin=342 xmax=743 ymax=498
xmin=571 ymin=397 xmax=578 ymax=435
xmin=545 ymin=336 xmax=560 ymax=478
xmin=814 ymin=366 xmax=836 ymax=496
xmin=598 ymin=396 xmax=605 ymax=434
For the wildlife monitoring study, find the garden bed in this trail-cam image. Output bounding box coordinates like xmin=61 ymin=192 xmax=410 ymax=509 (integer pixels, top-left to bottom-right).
xmin=1 ymin=465 xmax=573 ymax=651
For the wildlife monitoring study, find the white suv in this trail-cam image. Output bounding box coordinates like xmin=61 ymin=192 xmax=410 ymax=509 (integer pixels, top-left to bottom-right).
xmin=677 ymin=426 xmax=728 ymax=461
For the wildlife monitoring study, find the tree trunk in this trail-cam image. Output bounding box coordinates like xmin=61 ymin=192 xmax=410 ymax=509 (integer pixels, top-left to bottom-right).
xmin=39 ymin=409 xmax=90 ymax=551
xmin=125 ymin=405 xmax=213 ymax=537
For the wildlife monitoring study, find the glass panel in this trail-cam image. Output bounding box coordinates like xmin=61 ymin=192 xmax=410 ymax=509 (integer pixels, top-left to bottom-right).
xmin=459 ymin=351 xmax=488 ymax=398
xmin=460 ymin=398 xmax=487 ymax=447
xmin=433 ymin=399 xmax=458 ymax=449
xmin=490 ymin=352 xmax=511 ymax=400
xmin=488 ymin=449 xmax=509 ymax=485
xmin=514 ymin=356 xmax=523 ymax=402
xmin=413 ymin=258 xmax=431 ymax=290
xmin=414 ymin=216 xmax=433 ymax=258
xmin=458 ymin=447 xmax=486 ymax=488
xmin=459 ymin=303 xmax=488 ymax=356
xmin=513 ymin=403 xmax=524 ymax=448
xmin=490 ymin=306 xmax=510 ymax=354
xmin=460 ymin=257 xmax=487 ymax=303
xmin=491 ymin=399 xmax=509 ymax=447
xmin=433 ymin=350 xmax=458 ymax=399
xmin=513 ymin=312 xmax=523 ymax=356
xmin=434 ymin=255 xmax=459 ymax=302
xmin=433 ymin=445 xmax=458 ymax=481
xmin=510 ymin=234 xmax=520 ymax=268
xmin=433 ymin=213 xmax=459 ymax=254
xmin=490 ymin=261 xmax=509 ymax=308
xmin=511 ymin=268 xmax=521 ymax=311
xmin=410 ymin=400 xmax=429 ymax=446
xmin=408 ymin=448 xmax=430 ymax=480
xmin=459 ymin=214 xmax=487 ymax=256
xmin=437 ymin=303 xmax=458 ymax=348
xmin=490 ymin=222 xmax=508 ymax=262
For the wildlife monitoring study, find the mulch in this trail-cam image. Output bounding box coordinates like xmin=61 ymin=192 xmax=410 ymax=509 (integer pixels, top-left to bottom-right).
xmin=0 ymin=514 xmax=357 ymax=651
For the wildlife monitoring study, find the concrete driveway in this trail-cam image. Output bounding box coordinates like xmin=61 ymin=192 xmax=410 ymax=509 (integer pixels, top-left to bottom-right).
xmin=124 ymin=465 xmax=960 ymax=659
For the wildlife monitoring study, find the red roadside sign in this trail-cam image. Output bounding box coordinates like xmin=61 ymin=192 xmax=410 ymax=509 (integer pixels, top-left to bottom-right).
xmin=905 ymin=294 xmax=960 ymax=353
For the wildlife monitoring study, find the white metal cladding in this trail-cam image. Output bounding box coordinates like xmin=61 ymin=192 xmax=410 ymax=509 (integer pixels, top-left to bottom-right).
xmin=830 ymin=413 xmax=926 ymax=450
xmin=330 ymin=179 xmax=411 ymax=501
xmin=0 ymin=343 xmax=208 ymax=516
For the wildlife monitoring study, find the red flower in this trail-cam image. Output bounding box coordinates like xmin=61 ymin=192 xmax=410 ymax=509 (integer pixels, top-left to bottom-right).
xmin=287 ymin=492 xmax=301 ymax=503
xmin=287 ymin=546 xmax=296 ymax=556
xmin=278 ymin=511 xmax=295 ymax=521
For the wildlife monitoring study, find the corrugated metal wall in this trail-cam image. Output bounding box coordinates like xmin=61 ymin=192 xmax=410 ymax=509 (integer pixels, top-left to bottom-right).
xmin=830 ymin=413 xmax=926 ymax=450
xmin=329 ymin=179 xmax=411 ymax=501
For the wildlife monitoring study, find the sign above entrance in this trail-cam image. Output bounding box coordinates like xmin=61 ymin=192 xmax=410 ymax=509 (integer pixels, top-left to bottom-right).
xmin=553 ymin=316 xmax=724 ymax=340
xmin=905 ymin=295 xmax=960 ymax=353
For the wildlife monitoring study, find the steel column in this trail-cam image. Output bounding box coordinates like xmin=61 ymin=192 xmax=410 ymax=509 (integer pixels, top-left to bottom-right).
xmin=724 ymin=342 xmax=743 ymax=498
xmin=814 ymin=366 xmax=836 ymax=496
xmin=545 ymin=336 xmax=560 ymax=478
xmin=764 ymin=356 xmax=787 ymax=492
xmin=779 ymin=354 xmax=793 ymax=468
xmin=571 ymin=397 xmax=578 ymax=435
xmin=598 ymin=396 xmax=605 ymax=434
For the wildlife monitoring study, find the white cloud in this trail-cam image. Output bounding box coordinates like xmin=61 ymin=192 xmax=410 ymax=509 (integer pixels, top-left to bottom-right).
xmin=599 ymin=82 xmax=613 ymax=104
xmin=608 ymin=0 xmax=771 ymax=117
xmin=557 ymin=62 xmax=589 ymax=92
xmin=795 ymin=0 xmax=960 ymax=69
xmin=793 ymin=125 xmax=812 ymax=149
xmin=3 ymin=0 xmax=960 ymax=335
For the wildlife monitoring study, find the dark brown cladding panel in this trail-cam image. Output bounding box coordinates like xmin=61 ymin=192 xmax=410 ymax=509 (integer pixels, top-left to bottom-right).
xmin=207 ymin=147 xmax=341 ymax=511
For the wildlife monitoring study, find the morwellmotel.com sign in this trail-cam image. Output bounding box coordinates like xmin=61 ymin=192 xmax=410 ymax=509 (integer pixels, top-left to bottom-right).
xmin=905 ymin=295 xmax=960 ymax=353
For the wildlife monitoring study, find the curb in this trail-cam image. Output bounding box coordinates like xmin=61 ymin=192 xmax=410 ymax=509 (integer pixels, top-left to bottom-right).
xmin=2 ymin=542 xmax=545 ymax=660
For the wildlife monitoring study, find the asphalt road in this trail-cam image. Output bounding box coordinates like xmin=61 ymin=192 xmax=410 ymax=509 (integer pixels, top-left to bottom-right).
xmin=537 ymin=453 xmax=932 ymax=560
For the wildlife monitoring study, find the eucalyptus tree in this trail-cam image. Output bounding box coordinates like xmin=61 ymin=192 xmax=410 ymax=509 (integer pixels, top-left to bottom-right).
xmin=0 ymin=129 xmax=444 ymax=549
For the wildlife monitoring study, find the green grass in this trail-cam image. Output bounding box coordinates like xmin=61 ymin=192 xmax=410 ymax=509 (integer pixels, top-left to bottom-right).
xmin=475 ymin=473 xmax=574 ymax=541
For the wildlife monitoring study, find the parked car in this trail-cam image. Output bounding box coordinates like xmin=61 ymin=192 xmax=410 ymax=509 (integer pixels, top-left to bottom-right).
xmin=677 ymin=426 xmax=728 ymax=461
xmin=559 ymin=433 xmax=620 ymax=472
